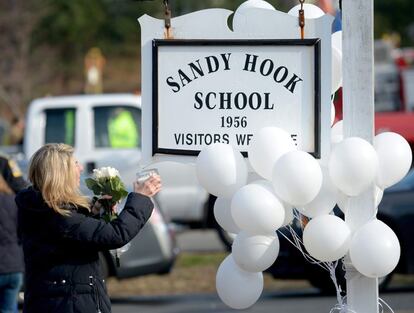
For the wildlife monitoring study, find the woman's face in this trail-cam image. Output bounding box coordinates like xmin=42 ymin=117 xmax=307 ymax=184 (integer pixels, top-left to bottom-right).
xmin=73 ymin=158 xmax=83 ymax=187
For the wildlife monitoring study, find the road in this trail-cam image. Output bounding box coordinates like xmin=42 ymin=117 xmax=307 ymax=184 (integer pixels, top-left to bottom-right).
xmin=110 ymin=287 xmax=414 ymax=313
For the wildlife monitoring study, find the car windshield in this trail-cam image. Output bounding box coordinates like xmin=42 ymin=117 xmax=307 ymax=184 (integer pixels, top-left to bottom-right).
xmin=386 ymin=170 xmax=414 ymax=192
xmin=93 ymin=105 xmax=141 ymax=149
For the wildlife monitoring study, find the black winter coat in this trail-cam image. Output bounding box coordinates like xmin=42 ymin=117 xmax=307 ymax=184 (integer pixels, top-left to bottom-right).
xmin=0 ymin=193 xmax=24 ymax=274
xmin=16 ymin=187 xmax=154 ymax=313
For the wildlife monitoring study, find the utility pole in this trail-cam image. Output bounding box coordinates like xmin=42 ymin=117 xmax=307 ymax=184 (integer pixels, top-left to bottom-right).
xmin=342 ymin=1 xmax=379 ymax=312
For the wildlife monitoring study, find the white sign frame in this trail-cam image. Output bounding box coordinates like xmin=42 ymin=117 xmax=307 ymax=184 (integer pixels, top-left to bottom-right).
xmin=152 ymin=38 xmax=321 ymax=158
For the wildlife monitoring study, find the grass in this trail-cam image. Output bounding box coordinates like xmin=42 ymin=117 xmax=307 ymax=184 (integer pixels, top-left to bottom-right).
xmin=107 ymin=252 xmax=226 ymax=296
xmin=107 ymin=252 xmax=311 ymax=297
xmin=176 ymin=252 xmax=227 ymax=268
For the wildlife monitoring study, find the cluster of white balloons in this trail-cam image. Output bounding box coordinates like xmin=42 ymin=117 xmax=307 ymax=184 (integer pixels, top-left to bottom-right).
xmin=193 ymin=0 xmax=413 ymax=310
xmin=196 ymin=128 xmax=411 ymax=309
xmin=195 ymin=130 xmax=293 ymax=309
xmin=324 ymin=0 xmax=411 ymax=280
xmin=328 ymin=127 xmax=412 ymax=278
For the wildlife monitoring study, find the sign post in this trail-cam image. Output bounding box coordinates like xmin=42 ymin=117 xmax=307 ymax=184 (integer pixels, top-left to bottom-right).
xmin=342 ymin=0 xmax=379 ymax=312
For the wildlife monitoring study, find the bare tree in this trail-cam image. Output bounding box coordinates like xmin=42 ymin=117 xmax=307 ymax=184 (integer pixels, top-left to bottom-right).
xmin=0 ymin=0 xmax=48 ymax=118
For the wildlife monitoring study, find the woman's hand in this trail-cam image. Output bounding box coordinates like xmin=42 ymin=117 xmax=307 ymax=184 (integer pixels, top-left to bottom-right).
xmin=133 ymin=174 xmax=162 ymax=197
xmin=90 ymin=195 xmax=113 ymax=215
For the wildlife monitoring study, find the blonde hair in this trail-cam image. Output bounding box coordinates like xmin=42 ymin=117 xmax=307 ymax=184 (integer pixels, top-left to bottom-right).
xmin=0 ymin=174 xmax=13 ymax=195
xmin=28 ymin=143 xmax=90 ymax=215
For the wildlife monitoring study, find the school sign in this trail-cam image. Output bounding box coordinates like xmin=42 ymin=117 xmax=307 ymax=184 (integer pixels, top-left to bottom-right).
xmin=139 ymin=8 xmax=333 ymax=163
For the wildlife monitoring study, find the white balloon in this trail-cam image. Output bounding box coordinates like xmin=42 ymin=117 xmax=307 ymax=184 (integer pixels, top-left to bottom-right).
xmin=250 ymin=179 xmax=275 ymax=193
xmin=237 ymin=0 xmax=275 ymax=11
xmin=331 ymin=120 xmax=343 ymax=145
xmin=350 ymin=219 xmax=400 ymax=278
xmin=272 ymin=150 xmax=323 ymax=206
xmin=248 ymin=127 xmax=296 ymax=180
xmin=250 ymin=179 xmax=294 ymax=226
xmin=332 ymin=46 xmax=343 ymax=94
xmin=374 ymin=132 xmax=413 ymax=189
xmin=329 ymin=137 xmax=379 ymax=196
xmin=231 ymin=184 xmax=285 ymax=235
xmin=232 ymin=231 xmax=280 ymax=272
xmin=233 ymin=0 xmax=275 ymax=31
xmin=299 ymin=166 xmax=337 ymax=218
xmin=196 ymin=143 xmax=248 ymax=198
xmin=303 ymin=215 xmax=351 ymax=262
xmin=214 ymin=198 xmax=240 ymax=234
xmin=337 ymin=185 xmax=384 ymax=214
xmin=288 ymin=3 xmax=325 ymax=18
xmin=332 ymin=31 xmax=342 ymax=52
xmin=216 ymin=255 xmax=263 ymax=309
xmin=331 ymin=101 xmax=336 ymax=126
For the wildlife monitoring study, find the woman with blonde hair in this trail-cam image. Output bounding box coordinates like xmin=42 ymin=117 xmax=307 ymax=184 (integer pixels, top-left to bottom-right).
xmin=16 ymin=143 xmax=161 ymax=313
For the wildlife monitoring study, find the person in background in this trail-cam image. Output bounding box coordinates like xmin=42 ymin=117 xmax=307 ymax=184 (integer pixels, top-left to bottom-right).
xmin=0 ymin=173 xmax=24 ymax=313
xmin=0 ymin=154 xmax=27 ymax=194
xmin=108 ymin=108 xmax=138 ymax=148
xmin=16 ymin=143 xmax=161 ymax=313
xmin=0 ymin=152 xmax=31 ymax=312
xmin=0 ymin=152 xmax=28 ymax=313
xmin=316 ymin=0 xmax=342 ymax=31
xmin=8 ymin=117 xmax=25 ymax=146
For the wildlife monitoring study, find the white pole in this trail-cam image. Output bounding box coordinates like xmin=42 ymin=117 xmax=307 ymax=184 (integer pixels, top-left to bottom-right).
xmin=342 ymin=1 xmax=379 ymax=313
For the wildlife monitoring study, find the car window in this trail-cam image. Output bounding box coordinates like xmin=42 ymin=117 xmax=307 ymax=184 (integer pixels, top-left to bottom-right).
xmin=93 ymin=105 xmax=141 ymax=149
xmin=45 ymin=108 xmax=76 ymax=146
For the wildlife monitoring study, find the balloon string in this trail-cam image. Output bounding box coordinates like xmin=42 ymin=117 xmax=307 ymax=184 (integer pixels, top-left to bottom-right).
xmin=329 ymin=263 xmax=344 ymax=305
xmin=278 ymin=211 xmax=352 ymax=312
xmin=329 ymin=297 xmax=357 ymax=313
xmin=378 ymin=297 xmax=395 ymax=313
xmin=279 ymin=216 xmax=331 ymax=272
xmin=328 ymin=297 xmax=394 ymax=313
xmin=279 ymin=211 xmax=395 ymax=313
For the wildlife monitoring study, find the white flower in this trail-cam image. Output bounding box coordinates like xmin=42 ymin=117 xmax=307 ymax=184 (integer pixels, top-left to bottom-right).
xmin=106 ymin=167 xmax=120 ymax=178
xmin=92 ymin=168 xmax=103 ymax=179
xmin=93 ymin=167 xmax=120 ymax=179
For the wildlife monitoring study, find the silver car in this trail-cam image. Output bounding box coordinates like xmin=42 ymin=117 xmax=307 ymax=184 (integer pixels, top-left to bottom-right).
xmin=99 ymin=200 xmax=178 ymax=279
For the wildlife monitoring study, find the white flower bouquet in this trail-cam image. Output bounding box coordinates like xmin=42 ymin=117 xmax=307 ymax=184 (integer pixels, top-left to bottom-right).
xmin=85 ymin=167 xmax=130 ymax=266
xmin=85 ymin=166 xmax=129 ymax=223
